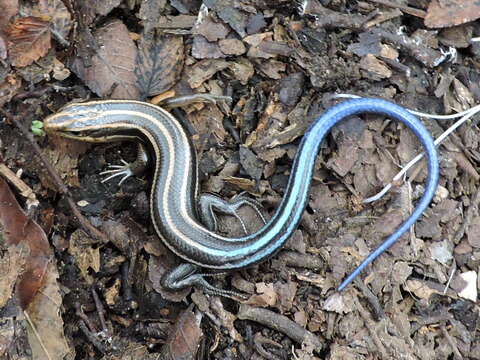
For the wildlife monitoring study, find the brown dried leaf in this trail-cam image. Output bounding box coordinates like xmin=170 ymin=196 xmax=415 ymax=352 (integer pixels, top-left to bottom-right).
xmin=193 ymin=14 xmax=230 ymax=42
xmin=6 ymin=16 xmax=51 ymax=67
xmin=425 ymin=0 xmax=480 ymax=28
xmin=204 ymin=0 xmax=248 ymax=37
xmin=187 ymin=59 xmax=229 ymax=89
xmin=359 ymin=54 xmax=392 ymax=80
xmin=70 ymin=20 xmax=139 ymax=99
xmin=67 ymin=230 xmax=100 ymax=284
xmin=0 ymin=0 xmax=18 ymax=31
xmin=466 ymin=216 xmax=480 ymax=248
xmin=223 ymin=176 xmax=256 ymax=192
xmin=40 ymin=136 xmax=90 ymax=190
xmin=192 ymin=35 xmax=224 ymax=59
xmin=0 ymin=177 xmax=53 ymax=309
xmin=246 ymin=282 xmax=277 ymax=307
xmin=16 ymin=50 xmax=55 ymax=84
xmin=38 ymin=0 xmax=73 ymax=40
xmin=136 ymin=34 xmax=184 ymax=99
xmin=187 ymin=104 xmax=227 ymax=142
xmin=161 ymin=308 xmax=203 ymax=358
xmin=275 ymin=280 xmax=297 ymax=313
xmin=219 ymin=38 xmax=246 ymax=55
xmin=138 ymin=0 xmax=166 ymax=35
xmin=227 ymin=58 xmax=254 ymax=84
xmin=26 ymin=262 xmax=73 ymax=360
xmin=102 ymin=218 xmax=146 ymax=254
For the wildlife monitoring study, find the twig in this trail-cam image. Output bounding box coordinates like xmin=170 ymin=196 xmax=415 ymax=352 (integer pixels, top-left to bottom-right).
xmin=237 ymin=305 xmax=323 ymax=352
xmin=368 ymin=0 xmax=426 ymax=18
xmin=75 ymin=302 xmax=98 ymax=333
xmin=78 ymin=321 xmax=107 ymax=354
xmin=0 ymin=163 xmax=39 ymax=207
xmin=92 ymin=287 xmax=108 ymax=334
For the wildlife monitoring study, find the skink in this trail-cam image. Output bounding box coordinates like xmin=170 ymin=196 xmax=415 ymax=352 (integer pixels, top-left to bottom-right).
xmin=43 ymin=97 xmax=439 ymax=295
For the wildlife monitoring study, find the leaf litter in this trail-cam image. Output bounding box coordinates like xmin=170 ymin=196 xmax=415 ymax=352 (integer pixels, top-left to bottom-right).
xmin=1 ymin=0 xmax=480 ymax=359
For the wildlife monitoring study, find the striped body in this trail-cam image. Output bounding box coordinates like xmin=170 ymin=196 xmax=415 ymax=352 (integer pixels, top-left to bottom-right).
xmin=44 ymin=98 xmax=439 ymax=290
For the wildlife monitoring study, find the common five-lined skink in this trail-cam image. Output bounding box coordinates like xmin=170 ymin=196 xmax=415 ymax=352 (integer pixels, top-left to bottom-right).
xmin=43 ymin=97 xmax=439 ymax=296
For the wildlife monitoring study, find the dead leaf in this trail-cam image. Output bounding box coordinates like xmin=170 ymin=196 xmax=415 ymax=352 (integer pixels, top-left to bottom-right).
xmin=160 ymin=308 xmax=203 ymax=359
xmin=239 ymin=146 xmax=263 ymax=181
xmin=193 ymin=14 xmax=230 ymax=41
xmin=467 ymin=216 xmax=480 ymax=248
xmin=227 ymin=58 xmax=254 ymax=84
xmin=246 ymin=282 xmax=277 ymax=307
xmin=138 ymin=0 xmax=166 ymax=35
xmin=187 ymin=59 xmax=229 ymax=89
xmin=6 ymin=16 xmax=51 ymax=67
xmin=70 ymin=20 xmax=139 ymax=99
xmin=223 ymin=176 xmax=257 ymax=192
xmin=52 ymin=58 xmax=70 ymax=80
xmin=136 ymin=34 xmax=184 ymax=99
xmin=204 ymin=0 xmax=248 ymax=37
xmin=0 ymin=318 xmax=14 ymax=358
xmin=23 ymin=0 xmax=73 ymax=43
xmin=219 ymin=38 xmax=246 ymax=55
xmin=0 ymin=177 xmax=52 ymax=309
xmin=157 ymin=15 xmax=196 ymax=29
xmin=67 ymin=229 xmax=100 ymax=284
xmin=323 ymin=293 xmax=354 ymax=314
xmin=0 ymin=0 xmax=18 ymax=31
xmin=25 ymin=261 xmax=73 ymax=360
xmin=359 ymin=54 xmax=392 ymax=80
xmin=16 ymin=50 xmax=55 ymax=84
xmin=425 ymin=0 xmax=480 ymax=28
xmin=187 ymin=103 xmax=227 ymax=142
xmin=192 ymin=35 xmax=224 ymax=59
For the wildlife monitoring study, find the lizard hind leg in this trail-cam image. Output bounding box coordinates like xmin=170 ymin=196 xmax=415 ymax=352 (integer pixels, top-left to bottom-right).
xmin=198 ymin=193 xmax=266 ymax=235
xmin=160 ymin=263 xmax=247 ymax=299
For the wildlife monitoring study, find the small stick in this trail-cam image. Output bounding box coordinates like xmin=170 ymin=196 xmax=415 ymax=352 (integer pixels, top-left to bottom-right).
xmin=368 ymin=0 xmax=426 ymax=18
xmin=440 ymin=323 xmax=463 ymax=360
xmin=91 ymin=287 xmax=108 ymax=334
xmin=75 ymin=302 xmax=98 ymax=333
